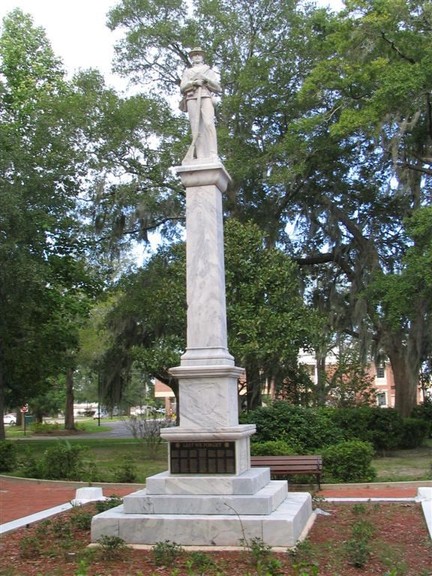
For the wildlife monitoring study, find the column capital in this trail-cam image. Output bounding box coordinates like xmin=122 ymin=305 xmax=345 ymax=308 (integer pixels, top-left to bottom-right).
xmin=175 ymin=161 xmax=231 ymax=192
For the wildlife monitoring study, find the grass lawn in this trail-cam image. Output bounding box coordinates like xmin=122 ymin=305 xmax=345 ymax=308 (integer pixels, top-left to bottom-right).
xmin=371 ymin=440 xmax=432 ymax=482
xmin=2 ymin=424 xmax=431 ymax=484
xmin=4 ymin=437 xmax=168 ymax=483
xmin=4 ymin=418 xmax=114 ymax=438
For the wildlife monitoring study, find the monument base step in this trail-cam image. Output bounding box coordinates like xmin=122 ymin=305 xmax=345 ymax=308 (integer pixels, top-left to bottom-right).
xmin=91 ymin=492 xmax=312 ymax=547
xmin=146 ymin=467 xmax=270 ymax=495
xmin=123 ymin=480 xmax=287 ymax=515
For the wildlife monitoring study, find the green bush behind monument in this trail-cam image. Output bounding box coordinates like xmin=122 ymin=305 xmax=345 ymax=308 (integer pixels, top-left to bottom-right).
xmin=242 ymin=402 xmax=430 ymax=482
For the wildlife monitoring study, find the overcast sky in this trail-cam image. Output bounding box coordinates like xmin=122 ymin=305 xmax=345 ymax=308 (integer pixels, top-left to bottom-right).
xmin=0 ymin=0 xmax=344 ymax=90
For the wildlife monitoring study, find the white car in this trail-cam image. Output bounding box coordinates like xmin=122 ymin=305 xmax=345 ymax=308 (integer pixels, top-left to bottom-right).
xmin=3 ymin=414 xmax=16 ymax=425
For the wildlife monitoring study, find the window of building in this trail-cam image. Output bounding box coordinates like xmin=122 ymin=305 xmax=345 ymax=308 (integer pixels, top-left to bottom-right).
xmin=377 ymin=392 xmax=387 ymax=407
xmin=376 ymin=365 xmax=385 ymax=379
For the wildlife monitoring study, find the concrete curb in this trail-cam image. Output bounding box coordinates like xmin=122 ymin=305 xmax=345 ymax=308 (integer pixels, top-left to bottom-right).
xmin=0 ymin=503 xmax=73 ymax=536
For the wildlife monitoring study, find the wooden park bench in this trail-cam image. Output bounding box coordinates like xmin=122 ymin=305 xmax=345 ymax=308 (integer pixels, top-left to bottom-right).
xmin=250 ymin=455 xmax=323 ymax=489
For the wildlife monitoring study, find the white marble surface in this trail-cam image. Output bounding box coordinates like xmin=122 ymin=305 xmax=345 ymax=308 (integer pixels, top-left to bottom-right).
xmin=145 ymin=467 xmax=270 ymax=496
xmin=169 ymin=365 xmax=243 ymax=428
xmin=176 ymin=162 xmax=231 ymax=190
xmin=180 ymin=376 xmax=240 ymax=428
xmin=417 ymin=487 xmax=432 ymax=539
xmin=123 ymin=481 xmax=287 ymax=516
xmin=72 ymin=487 xmax=105 ymax=505
xmin=185 ymin=183 xmax=227 ymax=353
xmin=160 ymin=424 xmax=256 ymax=442
xmin=91 ymin=493 xmax=312 ymax=547
xmin=1 ymin=503 xmax=73 ymax=537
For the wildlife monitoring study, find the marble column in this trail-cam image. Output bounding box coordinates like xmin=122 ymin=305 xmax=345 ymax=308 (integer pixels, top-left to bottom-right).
xmin=162 ymin=160 xmax=255 ymax=471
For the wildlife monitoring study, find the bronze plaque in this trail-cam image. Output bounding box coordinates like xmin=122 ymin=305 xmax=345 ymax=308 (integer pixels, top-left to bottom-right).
xmin=170 ymin=441 xmax=236 ymax=474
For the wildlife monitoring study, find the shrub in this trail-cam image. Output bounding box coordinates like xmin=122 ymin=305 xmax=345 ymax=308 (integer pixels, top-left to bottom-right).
xmin=323 ymin=440 xmax=377 ymax=482
xmin=326 ymin=407 xmax=373 ymax=441
xmin=411 ymin=399 xmax=432 ymax=437
xmin=0 ymin=440 xmax=17 ymax=472
xmin=250 ymin=440 xmax=295 ymax=456
xmin=152 ymin=540 xmax=184 ymax=566
xmin=97 ymin=535 xmax=127 ymax=559
xmin=327 ymin=407 xmax=404 ymax=452
xmin=18 ymin=449 xmax=42 ymax=478
xmin=31 ymin=422 xmax=62 ymax=434
xmin=39 ymin=442 xmax=87 ymax=480
xmin=367 ymin=408 xmax=404 ymax=452
xmin=112 ymin=456 xmax=138 ymax=483
xmin=69 ymin=507 xmax=93 ymax=530
xmin=399 ymin=417 xmax=430 ymax=448
xmin=241 ymin=402 xmax=344 ymax=452
xmin=125 ymin=414 xmax=170 ymax=458
xmin=95 ymin=495 xmax=123 ymax=513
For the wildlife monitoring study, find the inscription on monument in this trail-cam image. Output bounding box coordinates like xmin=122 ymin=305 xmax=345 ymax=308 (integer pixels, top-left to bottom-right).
xmin=170 ymin=441 xmax=236 ymax=474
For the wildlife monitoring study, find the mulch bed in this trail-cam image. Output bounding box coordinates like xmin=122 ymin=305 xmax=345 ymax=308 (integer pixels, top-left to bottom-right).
xmin=1 ymin=501 xmax=431 ymax=575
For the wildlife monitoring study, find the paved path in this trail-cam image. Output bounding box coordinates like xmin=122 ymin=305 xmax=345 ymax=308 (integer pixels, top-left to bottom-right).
xmin=0 ymin=476 xmax=138 ymax=525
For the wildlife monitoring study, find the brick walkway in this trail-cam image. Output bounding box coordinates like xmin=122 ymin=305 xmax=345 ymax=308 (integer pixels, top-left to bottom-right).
xmin=317 ymin=481 xmax=422 ymax=499
xmin=0 ymin=476 xmax=138 ymax=524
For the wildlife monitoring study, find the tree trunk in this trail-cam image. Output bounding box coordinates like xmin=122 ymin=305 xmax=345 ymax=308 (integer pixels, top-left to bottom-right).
xmin=383 ymin=297 xmax=426 ymax=417
xmin=315 ymin=353 xmax=327 ymax=406
xmin=246 ymin=364 xmax=262 ymax=411
xmin=388 ymin=351 xmax=418 ymax=417
xmin=64 ymin=368 xmax=76 ymax=430
xmin=386 ymin=336 xmax=419 ymax=417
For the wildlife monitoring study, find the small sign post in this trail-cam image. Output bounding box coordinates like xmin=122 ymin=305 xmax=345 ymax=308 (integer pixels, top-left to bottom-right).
xmin=20 ymin=404 xmax=28 ymax=436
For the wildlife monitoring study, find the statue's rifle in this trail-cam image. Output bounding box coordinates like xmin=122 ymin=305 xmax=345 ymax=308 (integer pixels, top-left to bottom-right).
xmin=186 ymin=85 xmax=202 ymax=161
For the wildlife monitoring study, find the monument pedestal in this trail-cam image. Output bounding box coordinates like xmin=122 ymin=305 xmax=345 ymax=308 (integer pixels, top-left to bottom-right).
xmin=91 ymin=470 xmax=312 ymax=547
xmin=91 ymin=161 xmax=313 ymax=547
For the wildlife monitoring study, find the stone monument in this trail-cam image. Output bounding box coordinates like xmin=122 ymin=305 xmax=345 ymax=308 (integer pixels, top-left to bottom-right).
xmin=91 ymin=48 xmax=312 ymax=547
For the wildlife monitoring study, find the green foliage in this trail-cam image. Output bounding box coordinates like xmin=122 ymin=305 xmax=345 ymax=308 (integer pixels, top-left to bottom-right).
xmin=399 ymin=418 xmax=429 ymax=449
xmin=19 ymin=534 xmax=42 ymax=559
xmin=96 ymin=535 xmax=127 ymax=559
xmin=69 ymin=507 xmax=93 ymax=531
xmin=31 ymin=442 xmax=89 ymax=480
xmin=30 ymin=422 xmax=62 ymax=434
xmin=74 ymin=559 xmax=91 ymax=576
xmin=344 ymin=536 xmax=372 ymax=569
xmin=241 ymin=536 xmax=283 ymax=575
xmin=102 ymin=220 xmax=321 ymax=411
xmin=94 ymin=495 xmax=123 ymax=513
xmin=151 ymin=540 xmax=184 ymax=567
xmin=112 ymin=456 xmax=138 ymax=483
xmin=327 ymin=407 xmax=404 ymax=452
xmin=242 ymin=402 xmax=344 ymax=452
xmin=17 ymin=508 xmax=94 ymax=561
xmin=0 ymin=9 xmax=105 ymax=437
xmin=0 ymin=440 xmax=17 ymax=471
xmin=323 ymin=440 xmax=377 ymax=483
xmin=292 ymin=562 xmax=319 ymax=576
xmin=185 ymin=550 xmax=216 ymax=573
xmin=411 ymin=400 xmax=432 ymax=437
xmin=344 ymin=513 xmax=375 ymax=569
xmin=250 ymin=440 xmax=295 ymax=456
xmin=225 ymin=219 xmax=322 ymax=409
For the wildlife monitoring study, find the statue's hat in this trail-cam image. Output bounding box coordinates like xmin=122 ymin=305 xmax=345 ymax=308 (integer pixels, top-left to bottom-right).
xmin=189 ymin=47 xmax=205 ymax=57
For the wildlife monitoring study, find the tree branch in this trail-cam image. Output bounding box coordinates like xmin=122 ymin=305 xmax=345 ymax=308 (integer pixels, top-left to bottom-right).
xmin=380 ymin=32 xmax=416 ymax=65
xmin=294 ymin=247 xmax=355 ymax=280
